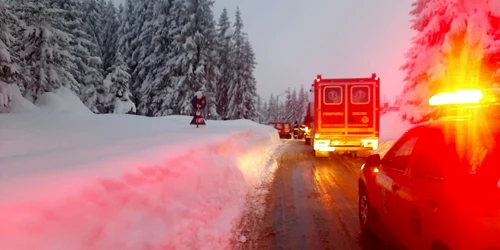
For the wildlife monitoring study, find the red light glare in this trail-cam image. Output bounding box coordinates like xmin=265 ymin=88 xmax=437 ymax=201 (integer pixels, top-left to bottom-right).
xmin=315 ymin=78 xmax=320 ymax=82
xmin=374 ymin=77 xmax=379 ymax=80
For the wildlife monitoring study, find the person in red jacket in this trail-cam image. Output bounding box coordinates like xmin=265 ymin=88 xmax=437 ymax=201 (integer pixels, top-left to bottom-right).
xmin=190 ymin=91 xmax=206 ymax=126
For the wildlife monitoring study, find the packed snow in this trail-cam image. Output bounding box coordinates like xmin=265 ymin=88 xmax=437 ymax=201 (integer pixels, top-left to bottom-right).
xmin=0 ymin=91 xmax=281 ymax=250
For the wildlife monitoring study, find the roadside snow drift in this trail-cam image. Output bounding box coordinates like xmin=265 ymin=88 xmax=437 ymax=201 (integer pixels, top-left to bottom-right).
xmin=0 ymin=112 xmax=280 ymax=250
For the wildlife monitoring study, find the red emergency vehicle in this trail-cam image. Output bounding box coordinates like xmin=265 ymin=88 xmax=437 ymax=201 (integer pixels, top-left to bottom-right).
xmin=268 ymin=121 xmax=292 ymax=139
xmin=310 ymin=73 xmax=380 ymax=157
xmin=359 ymin=88 xmax=500 ymax=250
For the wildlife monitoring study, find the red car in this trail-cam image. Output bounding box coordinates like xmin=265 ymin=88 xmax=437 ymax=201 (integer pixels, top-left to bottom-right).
xmin=268 ymin=122 xmax=292 ymax=139
xmin=359 ymin=89 xmax=500 ymax=250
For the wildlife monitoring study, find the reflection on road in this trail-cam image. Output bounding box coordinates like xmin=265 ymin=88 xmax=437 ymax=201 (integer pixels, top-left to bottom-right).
xmin=237 ymin=140 xmax=398 ymax=250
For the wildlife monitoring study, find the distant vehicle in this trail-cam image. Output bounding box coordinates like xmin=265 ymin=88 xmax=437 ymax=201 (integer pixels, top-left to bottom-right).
xmin=268 ymin=121 xmax=292 ymax=139
xmin=359 ymin=88 xmax=500 ymax=250
xmin=302 ymin=99 xmax=313 ymax=145
xmin=310 ymin=73 xmax=380 ymax=157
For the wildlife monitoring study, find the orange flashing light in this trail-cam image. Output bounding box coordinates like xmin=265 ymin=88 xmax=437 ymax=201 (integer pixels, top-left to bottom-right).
xmin=428 ymin=89 xmax=484 ymax=106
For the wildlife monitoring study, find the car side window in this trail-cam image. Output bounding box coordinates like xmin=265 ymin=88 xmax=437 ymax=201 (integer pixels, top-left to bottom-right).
xmin=383 ymin=128 xmax=420 ymax=172
xmin=410 ymin=127 xmax=446 ymax=180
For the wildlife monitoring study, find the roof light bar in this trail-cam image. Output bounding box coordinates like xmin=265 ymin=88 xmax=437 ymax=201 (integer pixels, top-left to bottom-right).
xmin=428 ymin=89 xmax=484 ymax=106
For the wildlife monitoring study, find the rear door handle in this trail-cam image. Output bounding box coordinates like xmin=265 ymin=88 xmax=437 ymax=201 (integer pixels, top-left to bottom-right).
xmin=391 ymin=184 xmax=400 ymax=192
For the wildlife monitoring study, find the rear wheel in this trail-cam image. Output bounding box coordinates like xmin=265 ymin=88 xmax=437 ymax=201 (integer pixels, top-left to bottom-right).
xmin=359 ymin=185 xmax=372 ymax=235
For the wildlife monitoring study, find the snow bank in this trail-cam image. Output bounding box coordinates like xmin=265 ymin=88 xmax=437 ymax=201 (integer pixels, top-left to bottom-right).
xmin=9 ymin=84 xmax=39 ymax=113
xmin=0 ymin=83 xmax=38 ymax=113
xmin=35 ymin=86 xmax=92 ymax=114
xmin=374 ymin=111 xmax=414 ymax=157
xmin=0 ymin=113 xmax=280 ymax=250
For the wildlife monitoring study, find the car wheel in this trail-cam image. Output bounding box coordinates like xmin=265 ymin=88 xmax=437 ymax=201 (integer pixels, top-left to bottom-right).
xmin=359 ymin=186 xmax=372 ymax=234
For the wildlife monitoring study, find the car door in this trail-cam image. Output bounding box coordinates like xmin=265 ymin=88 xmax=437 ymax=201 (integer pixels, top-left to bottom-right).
xmin=376 ymin=127 xmax=421 ymax=241
xmin=404 ymin=127 xmax=447 ymax=249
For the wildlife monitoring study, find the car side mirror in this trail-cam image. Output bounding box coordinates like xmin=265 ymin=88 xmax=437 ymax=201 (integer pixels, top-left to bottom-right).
xmin=365 ymin=154 xmax=381 ymax=168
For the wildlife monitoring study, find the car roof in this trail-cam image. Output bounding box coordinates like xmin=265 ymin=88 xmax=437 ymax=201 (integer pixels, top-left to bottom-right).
xmin=412 ymin=116 xmax=500 ymax=138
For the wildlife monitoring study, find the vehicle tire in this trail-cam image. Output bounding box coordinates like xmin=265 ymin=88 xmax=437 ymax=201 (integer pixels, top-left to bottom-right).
xmin=314 ymin=150 xmax=328 ymax=157
xmin=359 ymin=185 xmax=372 ymax=235
xmin=305 ymin=138 xmax=311 ymax=145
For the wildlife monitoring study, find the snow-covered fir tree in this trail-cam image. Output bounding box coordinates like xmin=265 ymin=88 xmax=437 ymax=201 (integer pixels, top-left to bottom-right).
xmin=127 ymin=0 xmax=160 ymax=107
xmin=55 ymin=0 xmax=103 ymax=112
xmin=259 ymin=85 xmax=310 ymax=124
xmin=215 ymin=7 xmax=233 ymax=119
xmin=0 ymin=2 xmax=20 ymax=111
xmin=101 ymin=1 xmax=121 ymax=73
xmin=99 ymin=52 xmax=135 ymax=114
xmin=227 ymin=7 xmax=258 ymax=119
xmin=283 ymin=88 xmax=293 ymax=121
xmin=117 ymin=0 xmax=135 ymax=68
xmin=1 ymin=0 xmax=260 ymax=118
xmin=172 ymin=0 xmax=219 ymax=117
xmin=10 ymin=0 xmax=81 ymax=103
xmin=147 ymin=0 xmax=189 ymax=116
xmin=297 ymin=85 xmax=308 ymax=123
xmin=400 ymin=0 xmax=500 ymax=122
xmin=135 ymin=0 xmax=177 ymax=116
xmin=0 ymin=2 xmax=19 ymax=87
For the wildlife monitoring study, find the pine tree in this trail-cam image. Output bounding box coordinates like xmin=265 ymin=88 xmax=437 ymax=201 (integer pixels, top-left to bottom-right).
xmin=11 ymin=0 xmax=80 ymax=103
xmin=215 ymin=7 xmax=233 ymax=119
xmin=291 ymin=88 xmax=299 ymax=122
xmin=54 ymin=0 xmax=103 ymax=112
xmin=135 ymin=0 xmax=174 ymax=116
xmin=266 ymin=93 xmax=275 ymax=122
xmin=127 ymin=0 xmax=160 ymax=109
xmin=283 ymin=88 xmax=293 ymax=122
xmin=227 ymin=7 xmax=258 ymax=119
xmin=297 ymin=85 xmax=308 ymax=123
xmin=99 ymin=52 xmax=135 ymax=114
xmin=0 ymin=2 xmax=20 ymax=112
xmin=101 ymin=1 xmax=121 ymax=73
xmin=260 ymin=102 xmax=268 ymax=123
xmin=240 ymin=39 xmax=258 ymax=119
xmin=0 ymin=2 xmax=19 ymax=87
xmin=116 ymin=0 xmax=133 ymax=60
xmin=173 ymin=0 xmax=219 ymax=117
xmin=150 ymin=0 xmax=189 ymax=116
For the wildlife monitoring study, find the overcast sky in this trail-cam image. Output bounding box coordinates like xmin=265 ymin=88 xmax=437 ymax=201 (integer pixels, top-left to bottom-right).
xmin=112 ymin=0 xmax=414 ymax=101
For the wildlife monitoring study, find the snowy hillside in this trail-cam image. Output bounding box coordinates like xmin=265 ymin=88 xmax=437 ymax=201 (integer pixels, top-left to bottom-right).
xmin=0 ymin=102 xmax=281 ymax=250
